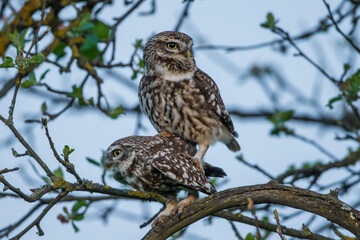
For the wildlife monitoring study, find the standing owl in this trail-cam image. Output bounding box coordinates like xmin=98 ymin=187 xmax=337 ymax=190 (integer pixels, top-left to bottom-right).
xmin=104 ymin=135 xmax=226 ymax=228
xmin=139 ymin=31 xmax=240 ymax=169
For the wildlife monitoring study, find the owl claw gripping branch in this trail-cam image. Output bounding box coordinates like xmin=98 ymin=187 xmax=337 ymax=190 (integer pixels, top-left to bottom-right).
xmin=104 ymin=135 xmax=226 ymax=228
xmin=139 ymin=31 xmax=241 ymax=170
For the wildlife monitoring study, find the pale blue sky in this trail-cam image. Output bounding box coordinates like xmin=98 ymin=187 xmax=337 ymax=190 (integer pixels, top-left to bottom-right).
xmin=0 ymin=1 xmax=358 ymax=239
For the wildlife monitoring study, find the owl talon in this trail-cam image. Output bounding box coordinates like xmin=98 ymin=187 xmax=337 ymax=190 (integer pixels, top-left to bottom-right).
xmin=171 ymin=206 xmax=178 ymax=216
xmin=152 ymin=199 xmax=178 ymax=229
xmin=152 ymin=215 xmax=166 ymax=229
xmin=178 ymin=195 xmax=197 ymax=215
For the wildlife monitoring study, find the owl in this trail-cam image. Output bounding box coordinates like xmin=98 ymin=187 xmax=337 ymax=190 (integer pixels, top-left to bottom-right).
xmin=104 ymin=134 xmax=226 ymax=228
xmin=139 ymin=31 xmax=240 ymax=170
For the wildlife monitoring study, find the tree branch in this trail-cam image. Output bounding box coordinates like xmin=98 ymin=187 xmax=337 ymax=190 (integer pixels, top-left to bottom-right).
xmin=323 ymin=0 xmax=360 ymax=54
xmin=9 ymin=190 xmax=69 ymax=240
xmin=142 ymin=183 xmax=360 ymax=240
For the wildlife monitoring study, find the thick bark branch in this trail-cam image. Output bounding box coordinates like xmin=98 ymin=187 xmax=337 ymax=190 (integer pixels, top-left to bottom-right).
xmin=142 ymin=182 xmax=360 ymax=240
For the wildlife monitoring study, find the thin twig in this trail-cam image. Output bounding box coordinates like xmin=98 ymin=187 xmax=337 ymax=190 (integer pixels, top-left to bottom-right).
xmin=25 ymin=0 xmax=47 ymax=59
xmin=275 ymin=149 xmax=360 ymax=184
xmin=140 ymin=205 xmax=165 ymax=229
xmin=237 ymin=155 xmax=275 ymax=180
xmin=323 ymin=0 xmax=360 ymax=54
xmin=9 ymin=190 xmax=69 ymax=240
xmin=273 ymin=209 xmax=286 ymax=240
xmin=228 ymin=220 xmax=244 ymax=240
xmin=0 ymin=167 xmax=19 ymax=174
xmin=42 ymin=118 xmax=83 ymax=183
xmin=7 ymin=75 xmax=21 ymax=122
xmin=289 ymin=132 xmax=338 ymax=161
xmin=0 ymin=203 xmax=42 ymax=238
xmin=213 ymin=211 xmax=333 ymax=240
xmin=0 ymin=114 xmax=56 ymax=181
xmin=248 ymin=198 xmax=262 ymax=240
xmin=174 ymin=0 xmax=193 ymax=32
xmin=272 ymin=27 xmax=338 ymax=85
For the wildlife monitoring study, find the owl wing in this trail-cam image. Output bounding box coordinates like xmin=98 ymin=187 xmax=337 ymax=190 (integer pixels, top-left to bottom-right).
xmin=149 ymin=154 xmax=216 ymax=195
xmin=194 ymin=68 xmax=238 ymax=137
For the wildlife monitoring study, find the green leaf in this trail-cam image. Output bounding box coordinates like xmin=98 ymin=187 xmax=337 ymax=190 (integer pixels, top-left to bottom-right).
xmin=268 ymin=110 xmax=294 ymax=135
xmin=134 ymin=39 xmax=143 ymax=49
xmin=67 ymin=85 xmax=83 ymax=98
xmin=19 ymin=28 xmax=29 ymax=50
xmin=343 ymin=69 xmax=360 ymax=103
xmin=344 ymin=64 xmax=350 ymax=72
xmin=108 ymin=105 xmax=124 ymax=119
xmin=72 ymin=200 xmax=89 ymax=213
xmin=20 ymin=80 xmax=34 ymax=88
xmin=88 ymin=97 xmax=94 ymax=106
xmin=302 ymin=162 xmax=311 ymax=169
xmin=40 ymin=69 xmax=50 ymax=81
xmin=245 ymin=233 xmax=255 ymax=240
xmin=72 ymin=221 xmax=79 ymax=232
xmin=138 ymin=58 xmax=144 ymax=69
xmin=270 ymin=127 xmax=280 ymax=135
xmin=80 ymin=34 xmax=100 ymax=60
xmin=326 ymin=95 xmax=342 ymax=109
xmin=6 ymin=28 xmax=28 ymax=53
xmin=261 ymin=12 xmax=277 ymax=28
xmin=28 ymin=71 xmax=36 ymax=82
xmin=86 ymin=157 xmax=100 ymax=166
xmin=53 ymin=42 xmax=67 ymax=60
xmin=29 ymin=53 xmax=45 ymax=65
xmin=78 ymin=97 xmax=88 ymax=106
xmin=41 ymin=102 xmax=47 ymax=113
xmin=6 ymin=29 xmax=18 ymax=44
xmin=268 ymin=110 xmax=294 ymax=124
xmin=0 ymin=56 xmax=15 ymax=68
xmin=77 ymin=12 xmax=92 ymax=31
xmin=279 ymin=110 xmax=293 ymax=121
xmin=20 ymin=71 xmax=37 ymax=88
xmin=42 ymin=176 xmax=52 ymax=184
xmin=72 ymin=214 xmax=84 ymax=221
xmin=53 ymin=167 xmax=64 ymax=179
xmin=287 ymin=164 xmax=296 ymax=171
xmin=131 ymin=70 xmax=138 ymax=80
xmin=210 ymin=178 xmax=217 ymax=186
xmin=93 ymin=20 xmax=110 ymax=40
xmin=77 ymin=22 xmax=95 ymax=32
xmin=63 ymin=145 xmax=75 ymax=157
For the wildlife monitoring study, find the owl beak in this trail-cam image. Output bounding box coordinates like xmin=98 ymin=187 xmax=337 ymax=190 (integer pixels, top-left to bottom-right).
xmin=183 ymin=49 xmax=191 ymax=58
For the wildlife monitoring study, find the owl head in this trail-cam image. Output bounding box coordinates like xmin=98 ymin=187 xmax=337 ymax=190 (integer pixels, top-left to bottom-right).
xmin=104 ymin=137 xmax=137 ymax=170
xmin=143 ymin=31 xmax=196 ymax=78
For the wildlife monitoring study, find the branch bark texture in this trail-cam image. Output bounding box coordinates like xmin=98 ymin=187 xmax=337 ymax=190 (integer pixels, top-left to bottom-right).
xmin=142 ymin=182 xmax=360 ymax=240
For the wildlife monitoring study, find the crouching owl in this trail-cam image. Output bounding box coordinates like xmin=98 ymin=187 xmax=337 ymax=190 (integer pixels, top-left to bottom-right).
xmin=139 ymin=31 xmax=240 ymax=169
xmin=104 ymin=134 xmax=226 ymax=227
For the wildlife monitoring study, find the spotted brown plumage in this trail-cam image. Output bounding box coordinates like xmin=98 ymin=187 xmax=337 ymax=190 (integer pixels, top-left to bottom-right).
xmin=139 ymin=31 xmax=240 ymax=168
xmin=104 ymin=135 xmax=225 ymax=227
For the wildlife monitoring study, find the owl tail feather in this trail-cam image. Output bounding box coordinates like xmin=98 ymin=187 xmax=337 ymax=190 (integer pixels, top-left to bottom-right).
xmin=225 ymin=137 xmax=241 ymax=152
xmin=203 ymin=162 xmax=227 ymax=178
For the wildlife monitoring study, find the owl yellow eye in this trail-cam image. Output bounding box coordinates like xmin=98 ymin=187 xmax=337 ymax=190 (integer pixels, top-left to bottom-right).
xmin=113 ymin=150 xmax=121 ymax=157
xmin=167 ymin=42 xmax=178 ymax=49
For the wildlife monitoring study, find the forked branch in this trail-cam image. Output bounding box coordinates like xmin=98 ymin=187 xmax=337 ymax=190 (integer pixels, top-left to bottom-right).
xmin=142 ymin=182 xmax=360 ymax=240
